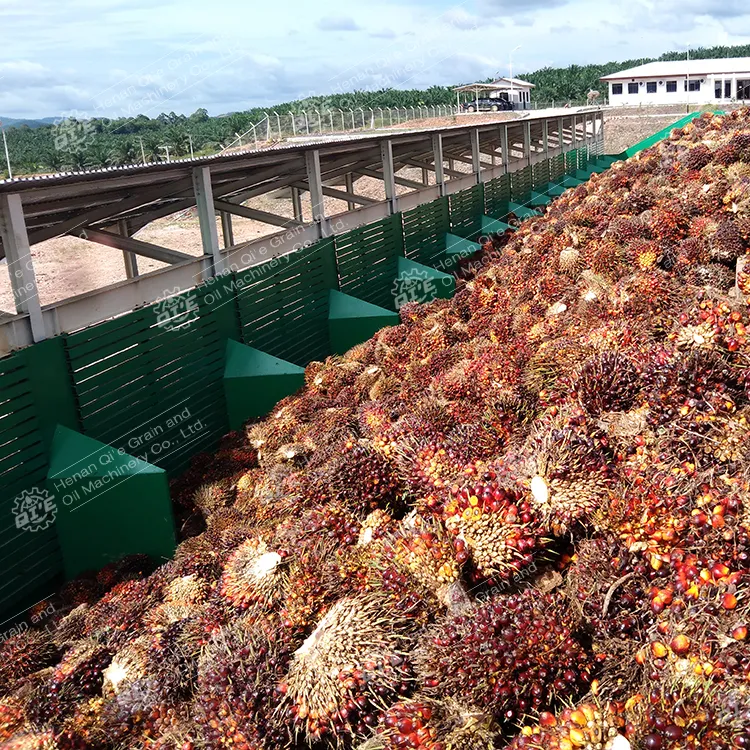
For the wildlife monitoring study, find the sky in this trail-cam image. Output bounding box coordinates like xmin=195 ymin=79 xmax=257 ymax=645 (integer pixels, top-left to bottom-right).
xmin=1 ymin=0 xmax=750 ymax=120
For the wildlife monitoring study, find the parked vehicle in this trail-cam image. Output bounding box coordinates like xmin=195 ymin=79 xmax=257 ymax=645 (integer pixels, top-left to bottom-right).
xmin=462 ymin=98 xmax=513 ymax=113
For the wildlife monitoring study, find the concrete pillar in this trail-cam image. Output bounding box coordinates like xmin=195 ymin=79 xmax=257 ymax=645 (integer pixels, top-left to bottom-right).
xmin=432 ymin=133 xmax=445 ymax=196
xmin=380 ymin=140 xmax=398 ymax=214
xmin=192 ymin=166 xmax=222 ymax=275
xmin=500 ymin=124 xmax=510 ymax=173
xmin=0 ymin=193 xmax=45 ymax=341
xmin=470 ymin=129 xmax=482 ymax=182
xmin=118 ymin=219 xmax=138 ymax=279
xmin=305 ymin=149 xmax=329 ymax=238
xmin=291 ymin=186 xmax=303 ymax=223
xmin=220 ymin=211 xmax=234 ymax=249
xmin=345 ymin=173 xmax=356 ymax=212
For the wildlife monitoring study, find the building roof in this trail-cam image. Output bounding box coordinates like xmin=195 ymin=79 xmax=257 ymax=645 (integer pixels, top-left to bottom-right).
xmin=454 ymin=77 xmax=535 ymax=92
xmin=601 ymin=57 xmax=750 ymax=81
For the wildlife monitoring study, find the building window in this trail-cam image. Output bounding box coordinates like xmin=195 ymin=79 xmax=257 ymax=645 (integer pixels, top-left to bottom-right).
xmin=716 ymin=81 xmax=723 ymax=98
xmin=666 ymin=81 xmax=677 ymax=92
xmin=646 ymin=82 xmax=657 ymax=94
xmin=612 ymin=83 xmax=623 ymax=95
xmin=726 ymin=80 xmax=732 ymax=98
xmin=685 ymin=80 xmax=701 ymax=92
xmin=628 ymin=82 xmax=639 ymax=94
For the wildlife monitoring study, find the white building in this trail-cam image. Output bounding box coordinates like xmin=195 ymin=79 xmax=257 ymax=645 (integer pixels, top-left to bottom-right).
xmin=601 ymin=57 xmax=750 ymax=106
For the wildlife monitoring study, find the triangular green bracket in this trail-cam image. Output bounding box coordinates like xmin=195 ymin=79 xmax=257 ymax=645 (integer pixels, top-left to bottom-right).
xmin=224 ymin=340 xmax=305 ymax=431
xmin=396 ymin=257 xmax=455 ymax=301
xmin=444 ymin=232 xmax=482 ymax=269
xmin=328 ymin=289 xmax=399 ymax=355
xmin=575 ymin=169 xmax=596 ymax=181
xmin=46 ymin=425 xmax=175 ymax=580
xmin=480 ymin=215 xmax=515 ymax=235
xmin=545 ymin=181 xmax=568 ymax=197
xmin=529 ymin=191 xmax=553 ymax=207
xmin=506 ymin=201 xmax=540 ymax=220
xmin=561 ymin=175 xmax=584 ymax=188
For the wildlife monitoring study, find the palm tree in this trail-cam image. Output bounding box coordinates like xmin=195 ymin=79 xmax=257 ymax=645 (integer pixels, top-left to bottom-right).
xmin=109 ymin=139 xmax=136 ymax=166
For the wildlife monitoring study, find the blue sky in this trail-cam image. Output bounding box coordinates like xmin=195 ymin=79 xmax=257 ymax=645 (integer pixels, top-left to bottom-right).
xmin=1 ymin=0 xmax=750 ymax=119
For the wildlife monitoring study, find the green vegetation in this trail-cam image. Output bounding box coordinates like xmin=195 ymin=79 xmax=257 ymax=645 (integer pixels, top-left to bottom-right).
xmin=2 ymin=43 xmax=749 ymax=177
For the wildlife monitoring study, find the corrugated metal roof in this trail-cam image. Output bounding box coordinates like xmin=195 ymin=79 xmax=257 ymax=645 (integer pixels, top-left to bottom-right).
xmin=601 ymin=57 xmax=750 ymax=81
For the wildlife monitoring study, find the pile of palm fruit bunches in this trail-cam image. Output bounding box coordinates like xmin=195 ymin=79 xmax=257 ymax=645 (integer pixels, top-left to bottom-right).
xmin=4 ymin=109 xmax=750 ymax=750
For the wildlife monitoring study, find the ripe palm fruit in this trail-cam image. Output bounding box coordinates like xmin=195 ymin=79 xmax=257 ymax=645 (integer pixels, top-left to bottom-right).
xmin=521 ymin=409 xmax=613 ymax=534
xmin=0 ymin=631 xmax=59 ymax=698
xmin=219 ymin=537 xmax=287 ymax=610
xmin=379 ymin=514 xmax=461 ymax=603
xmin=574 ymin=352 xmax=641 ymax=416
xmin=194 ymin=621 xmax=292 ymax=750
xmin=711 ymin=219 xmax=746 ymax=264
xmin=370 ymin=697 xmax=498 ymax=750
xmin=507 ymin=702 xmax=627 ymax=749
xmin=281 ymin=595 xmax=413 ymax=743
xmin=443 ymin=467 xmax=547 ymax=579
xmin=415 ymin=590 xmax=595 ymax=725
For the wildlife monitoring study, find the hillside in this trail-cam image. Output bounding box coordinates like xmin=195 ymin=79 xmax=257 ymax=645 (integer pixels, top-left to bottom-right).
xmin=2 ymin=43 xmax=750 ymax=177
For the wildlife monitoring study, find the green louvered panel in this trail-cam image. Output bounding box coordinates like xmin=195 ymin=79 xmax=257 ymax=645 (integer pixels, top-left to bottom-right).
xmin=0 ymin=350 xmax=61 ymax=619
xmin=484 ymin=174 xmax=511 ymax=218
xmin=334 ymin=214 xmax=404 ymax=311
xmin=565 ymin=149 xmax=580 ymax=175
xmin=236 ymin=239 xmax=338 ymax=367
xmin=402 ymin=197 xmax=451 ymax=268
xmin=65 ymin=282 xmax=236 ymax=476
xmin=449 ymin=184 xmax=484 ymax=238
xmin=511 ymin=165 xmax=533 ymax=203
xmin=550 ymin=154 xmax=566 ymax=184
xmin=532 ymin=160 xmax=551 ymax=191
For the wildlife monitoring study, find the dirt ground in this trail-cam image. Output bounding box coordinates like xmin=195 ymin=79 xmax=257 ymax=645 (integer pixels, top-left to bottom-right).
xmin=0 ymin=107 xmax=702 ymax=314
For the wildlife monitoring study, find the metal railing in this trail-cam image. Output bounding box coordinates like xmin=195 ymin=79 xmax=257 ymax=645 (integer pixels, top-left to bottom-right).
xmin=221 ymin=106 xmax=461 ymax=152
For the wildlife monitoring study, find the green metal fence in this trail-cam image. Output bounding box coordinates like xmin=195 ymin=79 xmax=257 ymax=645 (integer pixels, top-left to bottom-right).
xmin=0 ymin=138 xmax=658 ymax=621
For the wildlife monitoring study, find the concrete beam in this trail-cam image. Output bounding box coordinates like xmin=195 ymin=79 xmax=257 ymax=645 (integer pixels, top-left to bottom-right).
xmin=77 ymin=227 xmax=194 ymax=265
xmin=214 ymin=199 xmax=302 ymax=228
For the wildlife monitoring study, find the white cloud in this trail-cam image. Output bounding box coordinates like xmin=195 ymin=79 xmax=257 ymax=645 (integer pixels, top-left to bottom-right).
xmin=316 ymin=15 xmax=361 ymax=31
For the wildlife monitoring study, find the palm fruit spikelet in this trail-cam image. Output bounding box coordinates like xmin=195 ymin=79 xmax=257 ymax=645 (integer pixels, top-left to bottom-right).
xmin=0 ymin=631 xmax=59 ymax=698
xmin=281 ymin=595 xmax=414 ymax=743
xmin=574 ymin=352 xmax=641 ymax=416
xmin=415 ymin=589 xmax=596 ymax=726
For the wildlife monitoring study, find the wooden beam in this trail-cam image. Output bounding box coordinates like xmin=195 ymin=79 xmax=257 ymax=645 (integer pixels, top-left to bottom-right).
xmin=214 ymin=199 xmax=302 ymax=228
xmin=76 ymin=227 xmax=194 ymax=264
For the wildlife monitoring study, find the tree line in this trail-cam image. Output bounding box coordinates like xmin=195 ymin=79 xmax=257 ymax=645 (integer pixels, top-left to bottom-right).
xmin=2 ymin=43 xmax=749 ymax=177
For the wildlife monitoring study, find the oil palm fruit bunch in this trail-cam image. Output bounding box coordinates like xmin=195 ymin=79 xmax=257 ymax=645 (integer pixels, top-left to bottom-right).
xmin=415 ymin=590 xmax=596 ymax=726
xmin=280 ymin=594 xmax=414 ymax=744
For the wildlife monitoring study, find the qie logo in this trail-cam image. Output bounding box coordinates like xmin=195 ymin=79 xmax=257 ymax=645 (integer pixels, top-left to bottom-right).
xmin=13 ymin=488 xmax=57 ymax=533
xmin=154 ymin=288 xmax=200 ymax=331
xmin=392 ymin=269 xmax=438 ymax=310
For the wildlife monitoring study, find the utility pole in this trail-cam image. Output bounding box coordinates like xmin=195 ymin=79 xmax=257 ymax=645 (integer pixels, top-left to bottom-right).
xmin=187 ymin=133 xmax=194 ymax=159
xmin=510 ymin=45 xmax=521 ymax=110
xmin=138 ymin=136 xmax=147 ymax=164
xmin=0 ymin=121 xmax=12 ymax=178
xmin=158 ymin=144 xmax=171 ymax=162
